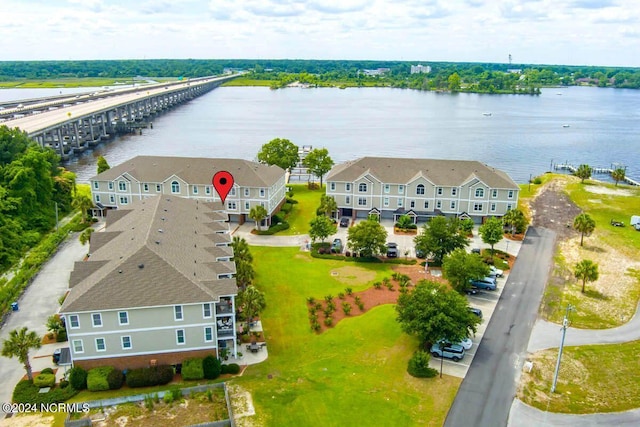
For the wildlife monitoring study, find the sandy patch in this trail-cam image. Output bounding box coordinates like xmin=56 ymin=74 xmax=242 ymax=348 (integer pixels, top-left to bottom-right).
xmin=229 ymin=384 xmax=262 ymax=427
xmin=584 ymin=186 xmax=636 ymax=197
xmin=329 ymin=266 xmax=377 ymax=286
xmin=0 ymin=414 xmax=54 ymax=427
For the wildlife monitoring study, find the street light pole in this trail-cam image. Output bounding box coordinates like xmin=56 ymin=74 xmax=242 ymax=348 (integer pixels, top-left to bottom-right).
xmin=55 ymin=202 xmax=59 ymax=232
xmin=439 ymin=339 xmax=445 ymax=378
xmin=551 ymin=304 xmax=574 ymax=393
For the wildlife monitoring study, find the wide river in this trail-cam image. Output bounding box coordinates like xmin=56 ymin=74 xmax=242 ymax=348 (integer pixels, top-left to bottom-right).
xmin=2 ymin=85 xmax=639 ymax=184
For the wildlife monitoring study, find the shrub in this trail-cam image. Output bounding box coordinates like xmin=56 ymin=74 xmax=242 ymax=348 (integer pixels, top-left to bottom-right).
xmin=203 ymin=355 xmax=222 ymax=380
xmin=107 ymin=368 xmax=124 ymax=390
xmin=357 ymin=301 xmax=365 ymax=311
xmin=533 ymin=177 xmax=543 ymax=185
xmin=34 ymin=373 xmax=56 ymax=388
xmin=68 ymin=367 xmax=87 ymax=391
xmin=338 ymin=292 xmax=345 ymax=299
xmin=311 ymin=321 xmax=321 ymax=331
xmin=280 ymin=203 xmax=293 ymax=214
xmin=345 ymin=287 xmax=353 ymax=296
xmin=163 ymin=392 xmax=173 ymax=404
xmin=225 ymin=363 xmax=241 ymax=374
xmin=373 ymin=281 xmax=382 ymax=289
xmin=12 ymin=380 xmax=79 ymax=405
xmin=87 ymin=366 xmax=112 ymax=392
xmin=255 ymin=221 xmax=290 ymax=235
xmin=307 ymin=296 xmax=315 ymax=305
xmin=460 ymin=218 xmax=475 ymax=235
xmin=182 ymin=357 xmax=204 ymax=381
xmin=125 ymin=365 xmax=174 ymax=388
xmin=324 ymin=317 xmax=333 ymax=326
xmin=324 ymin=295 xmax=333 ymax=302
xmin=40 ymin=368 xmax=54 ymax=375
xmin=59 ymin=380 xmax=69 ymax=389
xmin=342 ymin=302 xmax=352 ymax=315
xmin=385 ymin=282 xmax=394 ymax=291
xmin=170 ymin=386 xmax=181 ymax=400
xmin=407 ymin=350 xmax=438 ymax=378
xmin=56 ymin=329 xmax=67 ymax=342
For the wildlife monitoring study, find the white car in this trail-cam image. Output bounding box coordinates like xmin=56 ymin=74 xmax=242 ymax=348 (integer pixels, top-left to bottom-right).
xmin=438 ymin=337 xmax=473 ymax=350
xmin=489 ymin=265 xmax=504 ymax=278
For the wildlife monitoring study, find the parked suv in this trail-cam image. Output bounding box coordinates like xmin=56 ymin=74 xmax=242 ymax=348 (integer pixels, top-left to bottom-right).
xmin=386 ymin=242 xmax=399 ymax=258
xmin=430 ymin=343 xmax=465 ymax=362
xmin=339 ymin=217 xmax=350 ymax=227
xmin=331 ymin=238 xmax=343 ymax=253
xmin=470 ymin=276 xmax=497 ymax=291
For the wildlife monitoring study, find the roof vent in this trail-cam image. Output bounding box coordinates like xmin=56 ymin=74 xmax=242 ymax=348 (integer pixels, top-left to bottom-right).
xmin=155 ymin=240 xmax=160 ymax=244
xmin=161 ymin=217 xmax=165 ymax=221
xmin=118 ymin=270 xmax=122 ymax=273
xmin=138 ymin=264 xmax=144 ymax=269
xmin=158 ymin=229 xmax=163 ymax=233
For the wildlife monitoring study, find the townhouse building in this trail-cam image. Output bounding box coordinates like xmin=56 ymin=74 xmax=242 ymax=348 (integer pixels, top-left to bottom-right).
xmin=326 ymin=157 xmax=519 ymax=223
xmin=60 ymin=195 xmax=238 ymax=370
xmin=90 ymin=156 xmax=287 ymax=225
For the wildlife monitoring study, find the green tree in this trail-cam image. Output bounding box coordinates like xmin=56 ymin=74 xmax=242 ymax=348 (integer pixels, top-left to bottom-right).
xmin=448 ymin=72 xmax=461 ymax=92
xmin=79 ymin=228 xmax=94 ymax=245
xmin=414 ymin=217 xmax=468 ymax=265
xmin=96 ymin=156 xmax=111 ymax=174
xmin=317 ymin=195 xmax=337 ymax=218
xmin=257 ymin=138 xmax=299 ymax=171
xmin=72 ymin=193 xmax=93 ymax=223
xmin=1 ymin=327 xmax=41 ymax=381
xmin=46 ymin=314 xmax=65 ymax=338
xmin=611 ymin=167 xmax=625 ymax=187
xmin=502 ymin=208 xmax=527 ymax=235
xmin=396 ymin=215 xmax=414 ymax=230
xmin=302 ymin=148 xmax=334 ymax=187
xmin=396 ymin=280 xmax=480 ymax=346
xmin=309 ymin=215 xmax=335 ymax=243
xmin=249 ymin=205 xmax=268 ymax=230
xmin=238 ymin=285 xmax=266 ymax=324
xmin=231 ymin=236 xmax=255 ymax=290
xmin=574 ymin=259 xmax=599 ymax=293
xmin=460 ymin=218 xmax=475 ymax=235
xmin=573 ymin=213 xmax=595 ymax=246
xmin=574 ymin=164 xmax=592 ymax=183
xmin=0 ymin=126 xmax=31 ymax=167
xmin=478 ymin=217 xmax=504 ymax=258
xmin=347 ymin=219 xmax=388 ymax=257
xmin=442 ymin=249 xmax=490 ymax=293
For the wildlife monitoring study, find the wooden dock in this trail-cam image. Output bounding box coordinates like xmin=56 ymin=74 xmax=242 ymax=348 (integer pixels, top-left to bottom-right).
xmin=554 ymin=163 xmax=639 ymax=186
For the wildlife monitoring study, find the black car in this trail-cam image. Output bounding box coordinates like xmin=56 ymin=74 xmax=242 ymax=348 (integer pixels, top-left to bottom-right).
xmin=386 ymin=242 xmax=399 ymax=258
xmin=468 ymin=307 xmax=483 ymax=319
xmin=339 ymin=217 xmax=350 ymax=227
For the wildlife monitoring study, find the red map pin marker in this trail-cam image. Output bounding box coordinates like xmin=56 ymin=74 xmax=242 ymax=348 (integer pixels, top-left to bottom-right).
xmin=212 ymin=171 xmax=234 ymax=204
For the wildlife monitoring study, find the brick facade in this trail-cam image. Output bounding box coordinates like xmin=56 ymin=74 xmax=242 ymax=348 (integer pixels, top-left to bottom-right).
xmin=73 ymin=348 xmax=217 ymax=371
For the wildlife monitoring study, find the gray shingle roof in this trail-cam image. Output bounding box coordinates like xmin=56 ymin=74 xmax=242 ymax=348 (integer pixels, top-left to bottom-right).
xmin=61 ymin=195 xmax=237 ymax=313
xmin=91 ymin=155 xmax=285 ymax=187
xmin=326 ymin=157 xmax=519 ymax=189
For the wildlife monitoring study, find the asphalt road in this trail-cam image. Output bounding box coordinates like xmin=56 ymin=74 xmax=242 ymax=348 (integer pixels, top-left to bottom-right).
xmin=444 ymin=227 xmax=557 ymax=427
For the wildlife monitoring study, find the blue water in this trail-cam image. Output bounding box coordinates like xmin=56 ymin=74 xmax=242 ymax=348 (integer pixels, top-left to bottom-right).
xmin=3 ymin=85 xmax=639 ymax=183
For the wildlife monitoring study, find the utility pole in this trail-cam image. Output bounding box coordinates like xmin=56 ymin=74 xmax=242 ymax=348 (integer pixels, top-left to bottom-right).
xmin=551 ymin=304 xmax=574 ymax=393
xmin=55 ymin=202 xmax=59 ymax=232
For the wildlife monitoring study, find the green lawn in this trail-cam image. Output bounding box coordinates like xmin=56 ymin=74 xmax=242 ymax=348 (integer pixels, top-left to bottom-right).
xmin=280 ymin=184 xmax=327 ymax=236
xmin=222 ymin=78 xmax=272 ymax=87
xmin=230 ymin=247 xmax=460 ymax=426
xmin=519 ymin=340 xmax=640 ymax=413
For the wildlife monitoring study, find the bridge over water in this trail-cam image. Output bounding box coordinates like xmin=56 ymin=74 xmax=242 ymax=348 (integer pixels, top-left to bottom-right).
xmin=0 ymin=74 xmax=237 ymax=160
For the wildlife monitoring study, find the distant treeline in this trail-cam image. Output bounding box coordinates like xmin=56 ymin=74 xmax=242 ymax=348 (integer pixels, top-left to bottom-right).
xmin=1 ymin=59 xmax=639 ymax=90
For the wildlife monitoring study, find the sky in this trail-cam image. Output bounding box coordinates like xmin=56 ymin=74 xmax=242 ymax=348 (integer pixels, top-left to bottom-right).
xmin=1 ymin=0 xmax=639 ymax=67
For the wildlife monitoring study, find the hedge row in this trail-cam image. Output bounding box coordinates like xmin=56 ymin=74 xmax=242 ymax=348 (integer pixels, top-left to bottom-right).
xmin=255 ymin=222 xmax=290 ymax=235
xmin=125 ymin=365 xmax=174 ymax=388
xmin=182 ymin=358 xmax=204 ymax=381
xmin=221 ymin=363 xmax=241 ymax=375
xmin=12 ymin=380 xmax=78 ymax=405
xmin=310 ymin=249 xmax=416 ymax=265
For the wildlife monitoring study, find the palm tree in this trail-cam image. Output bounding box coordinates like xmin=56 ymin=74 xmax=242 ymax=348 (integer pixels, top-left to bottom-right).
xmin=249 ymin=205 xmax=268 ymax=230
xmin=573 ymin=213 xmax=596 ymax=246
xmin=72 ymin=193 xmax=94 ymax=223
xmin=79 ymin=228 xmax=94 ymax=245
xmin=239 ymin=285 xmax=266 ymax=325
xmin=574 ymin=259 xmax=599 ymax=293
xmin=611 ymin=167 xmax=625 ymax=187
xmin=1 ymin=327 xmax=42 ymax=381
xmin=502 ymin=208 xmax=527 ymax=235
xmin=574 ymin=164 xmax=592 ymax=183
xmin=232 ymin=236 xmax=255 ymax=290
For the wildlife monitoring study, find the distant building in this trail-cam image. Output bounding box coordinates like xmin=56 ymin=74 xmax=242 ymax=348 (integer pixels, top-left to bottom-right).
xmin=361 ymin=68 xmax=391 ymax=76
xmin=326 ymin=157 xmax=519 ymax=223
xmin=507 ymin=69 xmax=522 ymax=74
xmin=410 ymin=64 xmax=431 ymax=74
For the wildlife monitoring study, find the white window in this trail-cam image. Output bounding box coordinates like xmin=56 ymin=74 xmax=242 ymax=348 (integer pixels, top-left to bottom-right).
xmin=95 ymin=338 xmax=106 ymax=352
xmin=384 ymin=184 xmax=390 ymax=193
xmin=118 ymin=181 xmax=126 ymax=191
xmin=121 ymin=336 xmax=132 ymax=350
xmin=193 ymin=186 xmax=198 ymax=195
xmin=119 ymin=196 xmax=128 ymax=205
xmin=72 ymin=339 xmax=84 ymax=354
xmin=474 ymin=203 xmax=483 ymax=212
xmin=491 ymin=203 xmax=497 ymax=212
xmin=118 ymin=311 xmax=128 ymax=325
xmin=69 ymin=314 xmax=80 ymax=329
xmin=206 ymin=186 xmax=211 ymax=195
xmin=397 ymin=199 xmax=403 ymax=207
xmin=245 ymin=202 xmax=250 ymax=210
xmin=452 ymin=188 xmax=458 ymax=196
xmin=204 ymin=327 xmax=213 ymax=342
xmin=436 ymin=200 xmax=442 ymax=209
xmin=143 ymin=183 xmax=149 ymax=192
xmin=228 ymin=202 xmax=237 ymax=210
xmin=93 ymin=181 xmax=99 ymax=190
xmin=358 ymin=197 xmax=366 ymax=206
xmin=176 ymin=329 xmax=185 ymax=345
xmin=244 ymin=188 xmax=250 ymax=197
xmin=437 ymin=187 xmax=443 ymax=195
xmin=416 ymin=184 xmax=425 ymax=195
xmin=92 ymin=313 xmax=102 ymax=327
xmin=424 ymin=201 xmax=430 ymax=209
xmin=450 ymin=201 xmax=456 ymax=210
xmin=508 ymin=190 xmax=514 ymax=199
xmin=345 ymin=196 xmax=351 ymax=205
xmin=330 ymin=182 xmax=336 ymax=191
xmin=475 ymin=188 xmax=485 ymax=198
xmin=156 ymin=184 xmax=161 ymax=192
xmin=174 ymin=305 xmax=183 ymax=321
xmin=398 ymin=185 xmax=404 ymax=194
xmin=358 ymin=183 xmax=367 ymax=192
xmin=492 ymin=189 xmax=498 ymax=198
xmin=259 ymin=189 xmax=265 ymax=197
xmin=410 ymin=200 xmax=415 ymax=208
xmin=383 ymin=197 xmax=389 ymax=207
xmin=95 ymin=194 xmax=101 ymax=203
xmin=109 ymin=195 xmax=115 ymax=204
xmin=507 ymin=204 xmax=513 ymax=211
xmin=230 ymin=187 xmax=236 ymax=196
xmin=345 ymin=183 xmax=351 ymax=191
xmin=171 ymin=181 xmax=180 ymax=193
xmin=108 ymin=182 xmax=113 ymax=190
xmin=203 ymin=303 xmax=212 ymax=318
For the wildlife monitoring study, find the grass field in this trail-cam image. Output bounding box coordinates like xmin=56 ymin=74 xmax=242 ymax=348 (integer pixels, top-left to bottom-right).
xmin=231 ymin=246 xmax=460 ymax=426
xmin=222 ymin=78 xmax=272 ymax=87
xmin=280 ymin=184 xmax=326 ymax=236
xmin=518 ymin=340 xmax=640 ymax=413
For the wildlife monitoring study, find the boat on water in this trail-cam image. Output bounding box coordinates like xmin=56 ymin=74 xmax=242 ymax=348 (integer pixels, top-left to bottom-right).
xmin=482 ymin=112 xmax=492 ymax=116
xmin=562 ymin=124 xmax=570 ymax=128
